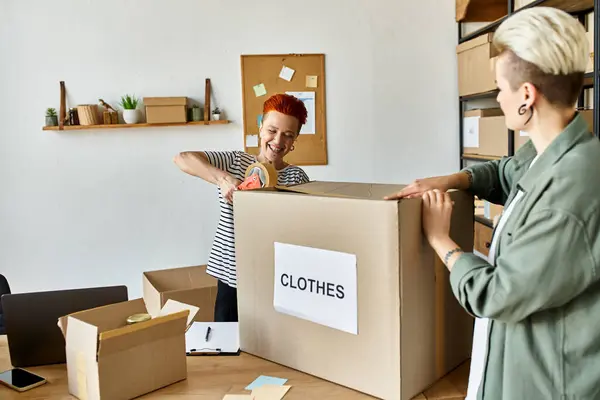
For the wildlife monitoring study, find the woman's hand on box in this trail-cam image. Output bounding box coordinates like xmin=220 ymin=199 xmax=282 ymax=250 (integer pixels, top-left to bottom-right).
xmin=384 ymin=176 xmax=451 ymax=200
xmin=218 ymin=175 xmax=242 ymax=204
xmin=422 ymin=189 xmax=453 ymax=243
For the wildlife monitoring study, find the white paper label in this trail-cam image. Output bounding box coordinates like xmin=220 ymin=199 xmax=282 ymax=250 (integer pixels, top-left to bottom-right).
xmin=273 ymin=242 xmax=358 ymax=335
xmin=463 ymin=116 xmax=480 ymax=148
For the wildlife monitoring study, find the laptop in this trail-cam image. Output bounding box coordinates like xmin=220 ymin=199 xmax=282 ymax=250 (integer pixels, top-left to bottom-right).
xmin=1 ymin=285 xmax=128 ymax=367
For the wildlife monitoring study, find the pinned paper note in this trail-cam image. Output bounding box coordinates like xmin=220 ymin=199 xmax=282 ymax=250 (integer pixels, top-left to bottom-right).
xmin=306 ymin=75 xmax=318 ymax=88
xmin=285 ymin=91 xmax=316 ymax=134
xmin=222 ymin=395 xmax=252 ymax=400
xmin=463 ymin=116 xmax=480 ymax=148
xmin=279 ymin=66 xmax=295 ymax=81
xmin=245 ymin=375 xmax=288 ymax=391
xmin=253 ymin=83 xmax=267 ymax=97
xmin=246 ymin=135 xmax=259 ymax=148
xmin=251 ymin=384 xmax=291 ymax=400
xmin=257 ymin=114 xmax=263 ymax=128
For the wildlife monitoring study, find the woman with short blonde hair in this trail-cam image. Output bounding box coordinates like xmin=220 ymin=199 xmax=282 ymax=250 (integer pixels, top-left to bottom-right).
xmin=386 ymin=7 xmax=600 ymax=399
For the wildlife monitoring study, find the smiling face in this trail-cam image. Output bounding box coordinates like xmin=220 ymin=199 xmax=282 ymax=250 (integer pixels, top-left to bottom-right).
xmin=259 ymin=110 xmax=300 ymax=163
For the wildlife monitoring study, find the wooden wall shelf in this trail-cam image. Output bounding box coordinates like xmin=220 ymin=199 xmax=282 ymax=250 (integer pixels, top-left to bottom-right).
xmin=43 ymin=120 xmax=230 ymax=131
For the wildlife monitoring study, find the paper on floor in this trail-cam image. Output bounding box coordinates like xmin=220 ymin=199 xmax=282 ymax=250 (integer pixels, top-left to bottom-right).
xmin=245 ymin=375 xmax=288 ymax=390
xmin=252 ymin=384 xmax=292 ymax=400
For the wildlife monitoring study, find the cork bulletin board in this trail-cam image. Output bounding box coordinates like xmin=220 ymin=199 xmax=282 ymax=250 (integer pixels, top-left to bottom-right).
xmin=240 ymin=53 xmax=328 ymax=166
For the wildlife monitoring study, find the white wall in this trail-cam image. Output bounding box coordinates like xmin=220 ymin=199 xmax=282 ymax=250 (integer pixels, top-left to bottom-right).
xmin=0 ymin=0 xmax=459 ymax=297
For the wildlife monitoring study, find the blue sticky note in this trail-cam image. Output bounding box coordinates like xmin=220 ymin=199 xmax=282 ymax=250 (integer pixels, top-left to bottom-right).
xmin=257 ymin=114 xmax=263 ymax=128
xmin=245 ymin=375 xmax=288 ymax=390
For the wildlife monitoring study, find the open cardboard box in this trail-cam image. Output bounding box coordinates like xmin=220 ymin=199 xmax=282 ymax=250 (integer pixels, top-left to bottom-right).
xmin=234 ymin=181 xmax=475 ymax=400
xmin=58 ymin=298 xmax=198 ymax=400
xmin=143 ymin=265 xmax=217 ymax=322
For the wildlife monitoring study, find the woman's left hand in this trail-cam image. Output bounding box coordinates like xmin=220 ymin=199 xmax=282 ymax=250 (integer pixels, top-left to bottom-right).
xmin=422 ymin=189 xmax=453 ymax=244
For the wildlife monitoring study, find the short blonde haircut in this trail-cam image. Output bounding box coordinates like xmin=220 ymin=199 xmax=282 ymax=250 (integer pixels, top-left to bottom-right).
xmin=493 ymin=7 xmax=589 ymax=107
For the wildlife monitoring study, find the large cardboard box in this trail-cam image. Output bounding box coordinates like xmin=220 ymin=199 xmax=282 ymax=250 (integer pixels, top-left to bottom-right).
xmin=463 ymin=108 xmax=507 ymax=157
xmin=144 ymin=97 xmax=187 ymax=124
xmin=143 ymin=265 xmax=217 ymax=322
xmin=58 ymin=298 xmax=198 ymax=400
xmin=457 ymin=33 xmax=498 ymax=96
xmin=234 ymin=182 xmax=475 ymax=400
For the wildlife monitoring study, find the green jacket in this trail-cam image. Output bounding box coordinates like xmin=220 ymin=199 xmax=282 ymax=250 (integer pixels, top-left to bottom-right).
xmin=452 ymin=112 xmax=600 ymax=400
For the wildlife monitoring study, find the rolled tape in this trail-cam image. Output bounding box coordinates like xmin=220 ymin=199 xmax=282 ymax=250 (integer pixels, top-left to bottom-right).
xmin=243 ymin=162 xmax=278 ymax=188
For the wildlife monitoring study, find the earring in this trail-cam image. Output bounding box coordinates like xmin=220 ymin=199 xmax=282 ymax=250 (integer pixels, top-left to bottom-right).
xmin=291 ymin=145 xmax=295 ymax=151
xmin=518 ymin=104 xmax=534 ymax=125
xmin=518 ymin=104 xmax=528 ymax=115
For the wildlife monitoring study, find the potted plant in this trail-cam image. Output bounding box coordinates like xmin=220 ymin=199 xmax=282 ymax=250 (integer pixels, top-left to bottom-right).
xmin=192 ymin=104 xmax=203 ymax=121
xmin=45 ymin=108 xmax=58 ymax=126
xmin=212 ymin=107 xmax=222 ymax=121
xmin=119 ymin=94 xmax=140 ymax=124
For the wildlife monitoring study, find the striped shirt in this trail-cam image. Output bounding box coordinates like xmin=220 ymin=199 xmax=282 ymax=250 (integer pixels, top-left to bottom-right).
xmin=204 ymin=150 xmax=310 ymax=288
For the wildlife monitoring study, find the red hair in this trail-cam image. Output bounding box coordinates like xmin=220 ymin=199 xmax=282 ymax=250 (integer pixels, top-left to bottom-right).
xmin=262 ymin=93 xmax=307 ymax=126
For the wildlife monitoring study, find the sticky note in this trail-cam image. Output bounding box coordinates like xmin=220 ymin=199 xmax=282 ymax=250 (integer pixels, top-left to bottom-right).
xmin=222 ymin=395 xmax=252 ymax=400
xmin=253 ymin=83 xmax=267 ymax=97
xmin=257 ymin=114 xmax=263 ymax=128
xmin=246 ymin=135 xmax=259 ymax=148
xmin=251 ymin=384 xmax=291 ymax=400
xmin=245 ymin=375 xmax=288 ymax=391
xmin=279 ymin=66 xmax=295 ymax=81
xmin=306 ymin=75 xmax=318 ymax=88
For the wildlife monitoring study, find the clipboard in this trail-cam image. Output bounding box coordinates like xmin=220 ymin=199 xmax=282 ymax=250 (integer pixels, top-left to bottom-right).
xmin=185 ymin=322 xmax=240 ymax=356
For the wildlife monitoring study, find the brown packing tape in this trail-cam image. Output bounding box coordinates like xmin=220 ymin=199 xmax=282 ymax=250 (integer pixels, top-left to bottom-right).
xmin=245 ymin=162 xmax=278 ymax=188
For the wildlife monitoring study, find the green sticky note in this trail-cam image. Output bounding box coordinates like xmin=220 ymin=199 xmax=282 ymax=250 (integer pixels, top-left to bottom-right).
xmin=253 ymin=83 xmax=267 ymax=97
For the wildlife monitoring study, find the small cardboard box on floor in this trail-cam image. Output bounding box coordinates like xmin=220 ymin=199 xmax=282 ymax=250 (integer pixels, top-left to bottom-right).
xmin=143 ymin=265 xmax=218 ymax=322
xmin=234 ymin=182 xmax=475 ymax=400
xmin=58 ymin=298 xmax=198 ymax=400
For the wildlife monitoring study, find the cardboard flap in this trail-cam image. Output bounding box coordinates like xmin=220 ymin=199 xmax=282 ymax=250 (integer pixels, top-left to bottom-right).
xmin=58 ymin=316 xmax=69 ymax=339
xmin=143 ymin=97 xmax=187 ymax=106
xmin=98 ymin=310 xmax=188 ymax=357
xmin=145 ymin=265 xmax=215 ymax=292
xmin=69 ymin=298 xmax=147 ymax=333
xmin=158 ymin=299 xmax=199 ymax=329
xmin=274 ymin=181 xmax=407 ymax=201
xmin=456 ymin=33 xmax=494 ymax=53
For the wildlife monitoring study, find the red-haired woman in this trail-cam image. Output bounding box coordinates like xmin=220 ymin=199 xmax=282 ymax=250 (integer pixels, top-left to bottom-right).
xmin=174 ymin=94 xmax=310 ymax=322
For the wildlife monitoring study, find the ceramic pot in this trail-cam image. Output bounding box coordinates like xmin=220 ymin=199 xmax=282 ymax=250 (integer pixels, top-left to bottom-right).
xmin=123 ymin=109 xmax=140 ymax=124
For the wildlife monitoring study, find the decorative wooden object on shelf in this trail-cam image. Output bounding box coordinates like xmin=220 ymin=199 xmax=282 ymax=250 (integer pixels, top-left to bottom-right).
xmin=204 ymin=78 xmax=211 ymax=125
xmin=59 ymin=81 xmax=66 ymax=130
xmin=42 ymin=120 xmax=229 ymax=131
xmin=456 ymin=0 xmax=507 ymax=22
xmin=99 ymin=99 xmax=119 ymax=124
xmin=103 ymin=111 xmax=118 ymax=124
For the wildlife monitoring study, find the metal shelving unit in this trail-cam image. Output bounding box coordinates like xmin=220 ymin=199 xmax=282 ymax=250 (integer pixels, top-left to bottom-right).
xmin=457 ymin=0 xmax=598 ymax=229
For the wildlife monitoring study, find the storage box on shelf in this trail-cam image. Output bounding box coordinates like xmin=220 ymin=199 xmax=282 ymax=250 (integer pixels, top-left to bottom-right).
xmin=457 ymin=34 xmax=498 ymax=97
xmin=474 ymin=221 xmax=493 ymax=257
xmin=462 ymin=108 xmax=507 ymax=157
xmin=144 ymin=97 xmax=188 ymax=124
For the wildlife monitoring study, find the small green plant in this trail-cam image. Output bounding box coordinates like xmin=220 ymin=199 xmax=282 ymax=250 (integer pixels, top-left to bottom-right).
xmin=119 ymin=94 xmax=139 ymax=110
xmin=212 ymin=107 xmax=221 ymax=114
xmin=46 ymin=107 xmax=57 ymax=117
